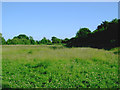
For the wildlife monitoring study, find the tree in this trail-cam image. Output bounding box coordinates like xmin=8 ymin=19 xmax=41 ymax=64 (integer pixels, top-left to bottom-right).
xmin=111 ymin=18 xmax=118 ymax=23
xmin=6 ymin=39 xmax=12 ymax=45
xmin=102 ymin=21 xmax=109 ymax=30
xmin=8 ymin=34 xmax=31 ymax=45
xmin=47 ymin=39 xmax=52 ymax=45
xmin=16 ymin=34 xmax=29 ymax=40
xmin=62 ymin=38 xmax=69 ymax=44
xmin=22 ymin=39 xmax=30 ymax=45
xmin=40 ymin=37 xmax=48 ymax=44
xmin=29 ymin=36 xmax=35 ymax=45
xmin=11 ymin=38 xmax=19 ymax=45
xmin=51 ymin=36 xmax=61 ymax=44
xmin=76 ymin=28 xmax=91 ymax=38
xmin=0 ymin=33 xmax=2 ymax=45
xmin=66 ymin=18 xmax=119 ymax=49
xmin=36 ymin=40 xmax=39 ymax=44
xmin=97 ymin=21 xmax=109 ymax=32
xmin=0 ymin=33 xmax=6 ymax=45
xmin=40 ymin=37 xmax=52 ymax=45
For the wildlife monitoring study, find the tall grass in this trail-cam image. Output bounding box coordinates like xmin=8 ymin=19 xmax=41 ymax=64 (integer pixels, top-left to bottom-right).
xmin=2 ymin=45 xmax=119 ymax=88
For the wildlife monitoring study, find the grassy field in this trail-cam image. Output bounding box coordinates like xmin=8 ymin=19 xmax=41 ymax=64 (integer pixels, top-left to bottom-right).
xmin=2 ymin=45 xmax=119 ymax=88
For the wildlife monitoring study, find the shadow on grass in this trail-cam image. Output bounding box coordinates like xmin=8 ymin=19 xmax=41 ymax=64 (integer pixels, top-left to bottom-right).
xmin=49 ymin=46 xmax=64 ymax=50
xmin=113 ymin=51 xmax=120 ymax=54
xmin=2 ymin=84 xmax=11 ymax=89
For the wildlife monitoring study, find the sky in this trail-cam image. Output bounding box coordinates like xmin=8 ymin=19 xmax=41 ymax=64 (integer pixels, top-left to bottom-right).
xmin=2 ymin=2 xmax=118 ymax=41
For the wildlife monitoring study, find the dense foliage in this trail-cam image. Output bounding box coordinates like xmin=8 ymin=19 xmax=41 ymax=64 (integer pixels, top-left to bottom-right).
xmin=0 ymin=33 xmax=6 ymax=45
xmin=76 ymin=28 xmax=91 ymax=38
xmin=0 ymin=34 xmax=64 ymax=45
xmin=51 ymin=36 xmax=62 ymax=44
xmin=0 ymin=18 xmax=119 ymax=49
xmin=66 ymin=18 xmax=119 ymax=49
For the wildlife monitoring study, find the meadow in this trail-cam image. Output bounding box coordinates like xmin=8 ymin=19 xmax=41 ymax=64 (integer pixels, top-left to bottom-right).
xmin=2 ymin=45 xmax=119 ymax=88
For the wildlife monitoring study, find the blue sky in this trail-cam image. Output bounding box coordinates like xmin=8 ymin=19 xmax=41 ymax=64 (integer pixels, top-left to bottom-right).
xmin=2 ymin=2 xmax=118 ymax=40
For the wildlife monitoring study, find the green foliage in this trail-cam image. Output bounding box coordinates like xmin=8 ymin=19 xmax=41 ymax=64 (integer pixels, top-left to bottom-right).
xmin=2 ymin=46 xmax=119 ymax=88
xmin=15 ymin=34 xmax=29 ymax=40
xmin=29 ymin=36 xmax=35 ymax=45
xmin=96 ymin=21 xmax=109 ymax=32
xmin=92 ymin=29 xmax=98 ymax=33
xmin=35 ymin=40 xmax=39 ymax=44
xmin=0 ymin=33 xmax=6 ymax=45
xmin=6 ymin=39 xmax=12 ymax=45
xmin=2 ymin=37 xmax=6 ymax=45
xmin=111 ymin=18 xmax=118 ymax=23
xmin=6 ymin=34 xmax=31 ymax=45
xmin=51 ymin=36 xmax=62 ymax=44
xmin=76 ymin=28 xmax=91 ymax=38
xmin=67 ymin=18 xmax=119 ymax=49
xmin=62 ymin=38 xmax=69 ymax=44
xmin=64 ymin=38 xmax=69 ymax=41
xmin=1 ymin=18 xmax=119 ymax=49
xmin=40 ymin=37 xmax=52 ymax=45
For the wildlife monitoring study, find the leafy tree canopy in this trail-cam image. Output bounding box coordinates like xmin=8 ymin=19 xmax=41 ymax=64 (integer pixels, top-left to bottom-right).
xmin=14 ymin=34 xmax=29 ymax=40
xmin=0 ymin=33 xmax=6 ymax=45
xmin=76 ymin=28 xmax=91 ymax=38
xmin=110 ymin=18 xmax=118 ymax=23
xmin=40 ymin=37 xmax=52 ymax=45
xmin=51 ymin=36 xmax=61 ymax=44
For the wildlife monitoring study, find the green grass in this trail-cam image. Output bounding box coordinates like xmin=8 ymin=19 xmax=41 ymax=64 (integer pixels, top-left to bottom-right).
xmin=2 ymin=45 xmax=119 ymax=88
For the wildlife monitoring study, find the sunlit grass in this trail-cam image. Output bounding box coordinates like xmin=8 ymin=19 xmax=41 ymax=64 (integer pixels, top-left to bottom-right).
xmin=2 ymin=45 xmax=119 ymax=88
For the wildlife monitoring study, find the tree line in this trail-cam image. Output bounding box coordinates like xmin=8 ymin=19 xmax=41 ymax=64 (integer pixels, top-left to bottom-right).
xmin=66 ymin=18 xmax=119 ymax=49
xmin=0 ymin=18 xmax=119 ymax=49
xmin=0 ymin=33 xmax=69 ymax=45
